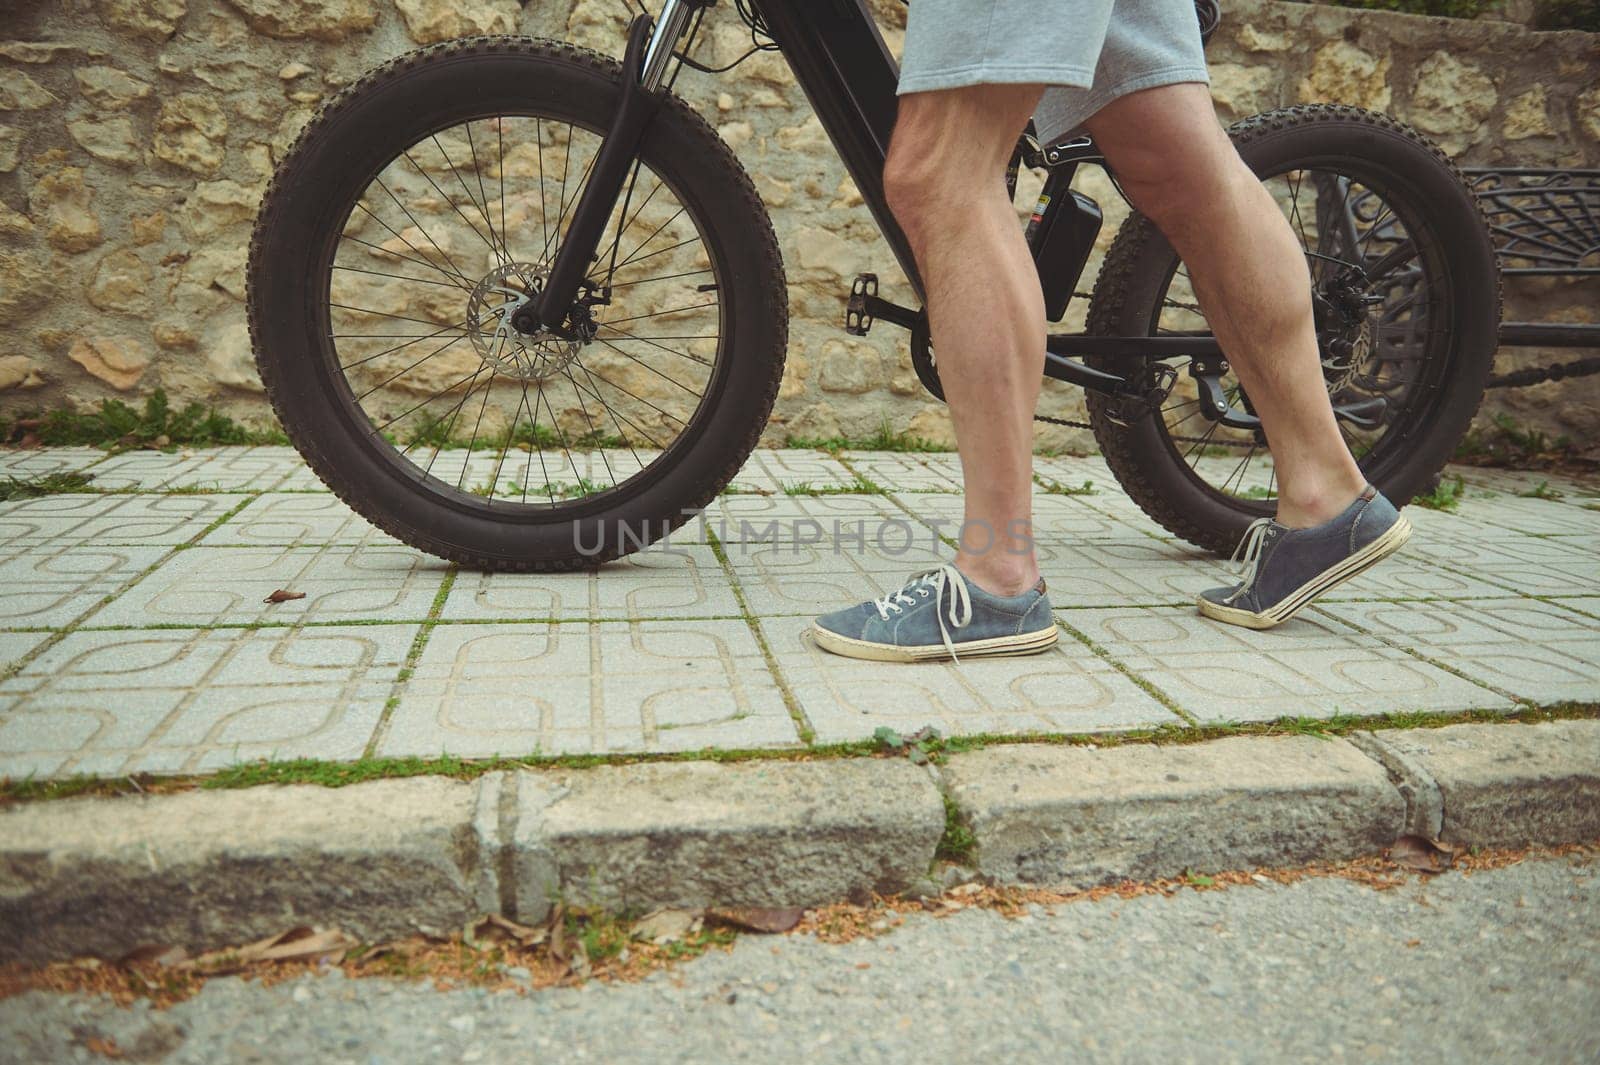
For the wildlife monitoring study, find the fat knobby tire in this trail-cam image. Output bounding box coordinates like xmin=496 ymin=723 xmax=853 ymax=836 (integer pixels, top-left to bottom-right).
xmin=1084 ymin=105 xmax=1502 ymax=555
xmin=248 ymin=37 xmax=788 ymax=571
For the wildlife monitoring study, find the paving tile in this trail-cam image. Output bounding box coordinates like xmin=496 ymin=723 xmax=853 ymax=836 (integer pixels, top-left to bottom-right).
xmin=0 ymin=625 xmax=416 ymax=778
xmin=197 ymin=493 xmax=399 ymax=548
xmin=1406 ymin=536 xmax=1600 ymax=598
xmin=891 ymin=491 xmax=1154 ymax=545
xmin=0 ymin=631 xmax=52 ymax=673
xmin=1313 ymin=598 xmax=1600 ymax=704
xmin=86 ymin=447 xmax=307 ymax=491
xmin=378 ymin=619 xmax=799 ymax=757
xmin=1448 ymin=464 xmax=1600 ymax=499
xmin=757 ymin=614 xmax=1181 ymax=743
xmin=1045 ymin=541 xmax=1230 ymax=607
xmin=441 ymin=543 xmax=741 ymax=621
xmin=725 ymin=540 xmax=949 ymax=617
xmin=697 ymin=493 xmax=913 ymax=546
xmin=0 ymin=447 xmax=108 ymax=478
xmin=0 ymin=546 xmax=169 ymax=629
xmin=1031 ymin=454 xmax=1114 ymax=485
xmin=1062 ymin=606 xmax=1512 ymax=723
xmin=839 ymin=451 xmax=966 ymax=492
xmin=92 ymin=545 xmax=448 ymax=627
xmin=748 ymin=450 xmax=858 ymax=492
xmin=0 ymin=493 xmax=249 ymax=548
xmin=1465 ymin=495 xmax=1600 ymax=538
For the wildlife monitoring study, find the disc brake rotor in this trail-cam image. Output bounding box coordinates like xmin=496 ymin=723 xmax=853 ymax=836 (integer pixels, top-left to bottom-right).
xmin=466 ymin=262 xmax=581 ymax=382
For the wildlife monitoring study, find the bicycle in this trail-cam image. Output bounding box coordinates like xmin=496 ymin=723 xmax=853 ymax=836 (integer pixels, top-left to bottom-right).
xmin=246 ymin=0 xmax=1501 ymax=568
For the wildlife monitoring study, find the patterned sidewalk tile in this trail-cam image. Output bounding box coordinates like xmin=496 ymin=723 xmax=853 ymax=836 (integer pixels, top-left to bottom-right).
xmin=198 ymin=493 xmax=398 ymax=548
xmin=0 ymin=447 xmax=108 ymax=479
xmin=378 ymin=619 xmax=799 ymax=757
xmin=1448 ymin=465 xmax=1600 ymax=499
xmin=0 ymin=546 xmax=169 ymax=629
xmin=92 ymin=545 xmax=448 ymax=627
xmin=0 ymin=624 xmax=416 ymax=778
xmin=725 ymin=541 xmax=950 ymax=618
xmin=1031 ymin=454 xmax=1115 ymax=485
xmin=1061 ymin=606 xmax=1512 ymax=723
xmin=1314 ymin=598 xmax=1600 ymax=704
xmin=1466 ymin=496 xmax=1600 ymax=538
xmin=441 ymin=544 xmax=741 ymax=621
xmin=1400 ymin=505 xmax=1552 ymax=545
xmin=756 ymin=614 xmax=1181 ymax=743
xmin=1 ymin=493 xmax=249 ymax=548
xmin=840 ymin=451 xmax=966 ymax=492
xmin=699 ymin=493 xmax=913 ymax=546
xmin=745 ymin=450 xmax=858 ymax=492
xmin=1045 ymin=541 xmax=1232 ymax=608
xmin=86 ymin=447 xmax=307 ymax=492
xmin=0 ymin=631 xmax=52 ymax=673
xmin=891 ymin=491 xmax=1154 ymax=544
xmin=1406 ymin=536 xmax=1600 ymax=598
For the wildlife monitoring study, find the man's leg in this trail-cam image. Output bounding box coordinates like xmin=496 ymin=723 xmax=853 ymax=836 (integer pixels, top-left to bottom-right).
xmin=884 ymin=85 xmax=1046 ymax=596
xmin=1081 ymin=83 xmax=1369 ymax=529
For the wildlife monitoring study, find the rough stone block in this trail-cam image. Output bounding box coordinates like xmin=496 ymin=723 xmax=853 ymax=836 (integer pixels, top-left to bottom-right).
xmin=511 ymin=759 xmax=944 ymax=918
xmin=1367 ymin=721 xmax=1600 ymax=848
xmin=0 ymin=777 xmax=494 ymax=965
xmin=944 ymin=736 xmax=1403 ymax=888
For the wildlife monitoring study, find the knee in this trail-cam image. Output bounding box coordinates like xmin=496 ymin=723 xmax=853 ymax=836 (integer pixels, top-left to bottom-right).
xmin=1112 ymin=160 xmax=1190 ymax=232
xmin=882 ymin=145 xmax=946 ymax=247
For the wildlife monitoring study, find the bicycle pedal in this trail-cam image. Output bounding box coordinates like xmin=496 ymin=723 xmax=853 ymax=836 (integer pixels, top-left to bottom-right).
xmin=845 ymin=272 xmax=878 ymax=336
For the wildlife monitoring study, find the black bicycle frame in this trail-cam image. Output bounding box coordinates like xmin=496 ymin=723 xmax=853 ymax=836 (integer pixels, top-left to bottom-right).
xmin=534 ymin=0 xmax=1224 ymax=402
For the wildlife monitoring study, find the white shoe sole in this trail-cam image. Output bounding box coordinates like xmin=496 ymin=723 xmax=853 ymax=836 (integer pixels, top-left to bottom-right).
xmin=1197 ymin=514 xmax=1414 ymax=631
xmin=809 ymin=623 xmax=1060 ymax=663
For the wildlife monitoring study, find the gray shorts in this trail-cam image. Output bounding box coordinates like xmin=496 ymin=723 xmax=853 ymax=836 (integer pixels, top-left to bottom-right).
xmin=897 ymin=0 xmax=1210 ymax=144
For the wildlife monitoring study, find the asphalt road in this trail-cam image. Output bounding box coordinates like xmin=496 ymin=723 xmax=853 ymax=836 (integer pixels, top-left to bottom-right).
xmin=5 ymin=856 xmax=1597 ymax=1065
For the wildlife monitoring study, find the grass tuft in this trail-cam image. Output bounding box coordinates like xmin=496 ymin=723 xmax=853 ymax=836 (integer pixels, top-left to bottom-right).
xmin=4 ymin=391 xmax=287 ymax=450
xmin=0 ymin=472 xmax=96 ymax=502
xmin=1413 ymin=476 xmax=1464 ymax=512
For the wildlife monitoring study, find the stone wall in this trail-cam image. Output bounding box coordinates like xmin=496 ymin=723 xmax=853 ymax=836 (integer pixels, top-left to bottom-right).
xmin=0 ymin=0 xmax=1596 ymax=451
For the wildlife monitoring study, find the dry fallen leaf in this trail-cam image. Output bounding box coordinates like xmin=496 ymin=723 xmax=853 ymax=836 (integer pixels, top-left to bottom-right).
xmin=631 ymin=908 xmax=702 ymax=945
xmin=466 ymin=913 xmax=549 ymax=950
xmin=1388 ymin=834 xmax=1456 ymax=875
xmin=707 ymin=907 xmax=805 ymax=934
xmin=263 ymin=589 xmax=307 ymax=604
xmin=83 ymin=1036 xmax=123 ymax=1059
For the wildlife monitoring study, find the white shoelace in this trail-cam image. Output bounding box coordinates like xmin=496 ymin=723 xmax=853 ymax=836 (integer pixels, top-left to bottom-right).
xmin=873 ymin=563 xmax=973 ymax=660
xmin=1224 ymin=517 xmax=1277 ymax=605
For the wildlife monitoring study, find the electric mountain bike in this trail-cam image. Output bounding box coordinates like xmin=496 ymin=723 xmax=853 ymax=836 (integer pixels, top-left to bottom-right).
xmin=246 ymin=0 xmax=1501 ymax=569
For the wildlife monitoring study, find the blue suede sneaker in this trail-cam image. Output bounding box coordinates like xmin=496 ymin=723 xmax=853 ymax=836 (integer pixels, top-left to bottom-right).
xmin=1198 ymin=485 xmax=1412 ymax=630
xmin=811 ymin=564 xmax=1058 ymax=662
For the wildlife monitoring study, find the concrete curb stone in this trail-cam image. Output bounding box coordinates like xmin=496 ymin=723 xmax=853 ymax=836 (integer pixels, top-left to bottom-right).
xmin=510 ymin=759 xmax=946 ymax=920
xmin=939 ymin=736 xmax=1404 ymax=888
xmin=0 ymin=777 xmax=491 ymax=967
xmin=1359 ymin=721 xmax=1600 ymax=848
xmin=1 ymin=722 xmax=1596 ymax=966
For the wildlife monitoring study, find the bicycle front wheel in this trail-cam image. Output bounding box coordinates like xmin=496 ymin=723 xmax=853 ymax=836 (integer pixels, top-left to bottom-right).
xmin=248 ymin=36 xmax=787 ymax=570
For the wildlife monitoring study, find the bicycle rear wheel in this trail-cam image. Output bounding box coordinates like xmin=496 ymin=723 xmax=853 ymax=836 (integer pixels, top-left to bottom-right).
xmin=248 ymin=37 xmax=787 ymax=570
xmin=1085 ymin=105 xmax=1500 ymax=554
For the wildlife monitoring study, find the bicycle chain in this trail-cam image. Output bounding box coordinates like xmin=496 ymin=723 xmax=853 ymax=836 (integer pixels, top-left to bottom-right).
xmin=1486 ymin=355 xmax=1600 ymax=389
xmin=1031 ymin=292 xmax=1248 ymax=446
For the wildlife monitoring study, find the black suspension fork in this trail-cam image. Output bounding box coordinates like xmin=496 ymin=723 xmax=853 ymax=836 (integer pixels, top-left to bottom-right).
xmin=515 ymin=1 xmax=697 ymax=335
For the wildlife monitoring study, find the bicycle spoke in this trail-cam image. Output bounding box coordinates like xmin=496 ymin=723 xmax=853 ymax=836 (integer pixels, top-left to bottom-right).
xmin=349 ymin=206 xmax=475 ymax=291
xmin=594 ymin=337 xmax=702 ymax=395
xmin=325 ymin=108 xmax=722 ymax=518
xmin=372 ymin=177 xmax=476 ymax=287
xmin=337 ymin=319 xmax=472 ymax=372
